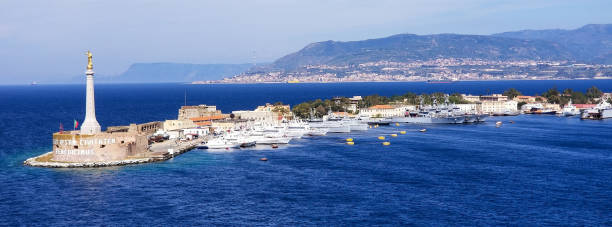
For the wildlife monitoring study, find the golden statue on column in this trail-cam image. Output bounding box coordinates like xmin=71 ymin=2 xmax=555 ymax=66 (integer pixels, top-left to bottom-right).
xmin=86 ymin=51 xmax=93 ymax=70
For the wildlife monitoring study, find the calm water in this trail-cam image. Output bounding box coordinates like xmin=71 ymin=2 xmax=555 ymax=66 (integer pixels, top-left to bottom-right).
xmin=1 ymin=80 xmax=612 ymax=225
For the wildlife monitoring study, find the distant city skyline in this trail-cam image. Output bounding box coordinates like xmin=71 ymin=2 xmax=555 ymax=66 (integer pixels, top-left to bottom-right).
xmin=0 ymin=0 xmax=611 ymax=84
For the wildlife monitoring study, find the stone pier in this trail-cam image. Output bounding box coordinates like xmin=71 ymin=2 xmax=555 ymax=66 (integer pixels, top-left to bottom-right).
xmin=24 ymin=138 xmax=204 ymax=168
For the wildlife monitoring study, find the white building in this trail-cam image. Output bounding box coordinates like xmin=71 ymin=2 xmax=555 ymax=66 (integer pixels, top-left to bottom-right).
xmin=183 ymin=128 xmax=209 ymax=139
xmin=232 ymin=110 xmax=278 ymax=124
xmin=163 ymin=119 xmax=197 ymax=131
xmin=480 ymin=100 xmax=518 ymax=114
xmin=454 ymin=104 xmax=480 ymax=112
xmin=359 ymin=105 xmax=415 ymax=117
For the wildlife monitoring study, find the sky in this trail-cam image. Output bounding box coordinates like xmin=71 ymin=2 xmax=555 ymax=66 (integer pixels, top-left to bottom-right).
xmin=0 ymin=0 xmax=611 ymax=84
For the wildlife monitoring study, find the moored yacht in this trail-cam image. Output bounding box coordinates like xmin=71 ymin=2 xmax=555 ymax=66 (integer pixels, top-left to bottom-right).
xmin=581 ymin=100 xmax=612 ymax=120
xmin=562 ymin=99 xmax=581 ymax=116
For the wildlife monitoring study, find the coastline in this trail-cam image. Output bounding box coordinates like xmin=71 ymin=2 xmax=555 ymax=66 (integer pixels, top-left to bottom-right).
xmin=191 ymin=78 xmax=612 ymax=85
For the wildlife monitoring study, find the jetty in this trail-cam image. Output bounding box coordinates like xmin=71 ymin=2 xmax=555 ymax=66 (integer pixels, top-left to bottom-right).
xmin=24 ymin=138 xmax=204 ymax=168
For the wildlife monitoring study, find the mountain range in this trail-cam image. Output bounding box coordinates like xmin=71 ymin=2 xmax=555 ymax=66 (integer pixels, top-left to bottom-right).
xmin=90 ymin=24 xmax=610 ymax=83
xmin=253 ymin=24 xmax=611 ymax=73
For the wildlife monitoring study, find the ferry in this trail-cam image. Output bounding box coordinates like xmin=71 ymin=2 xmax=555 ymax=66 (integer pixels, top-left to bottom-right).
xmin=562 ymin=99 xmax=581 ymax=116
xmin=581 ymin=100 xmax=612 ymax=120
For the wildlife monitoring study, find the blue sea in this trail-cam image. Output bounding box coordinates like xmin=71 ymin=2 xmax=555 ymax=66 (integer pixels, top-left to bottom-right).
xmin=1 ymin=80 xmax=612 ymax=226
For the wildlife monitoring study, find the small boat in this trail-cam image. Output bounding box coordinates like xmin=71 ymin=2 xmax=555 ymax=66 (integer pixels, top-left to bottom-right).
xmin=271 ymin=144 xmax=279 ymax=149
xmin=419 ymin=129 xmax=427 ymax=132
xmin=260 ymin=157 xmax=268 ymax=161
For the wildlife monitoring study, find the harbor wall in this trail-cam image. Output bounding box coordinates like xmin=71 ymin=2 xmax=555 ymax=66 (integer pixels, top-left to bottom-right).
xmin=50 ymin=132 xmax=148 ymax=163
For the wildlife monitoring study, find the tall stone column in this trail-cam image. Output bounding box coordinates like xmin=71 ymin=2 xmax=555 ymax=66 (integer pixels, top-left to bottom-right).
xmin=80 ymin=52 xmax=101 ymax=135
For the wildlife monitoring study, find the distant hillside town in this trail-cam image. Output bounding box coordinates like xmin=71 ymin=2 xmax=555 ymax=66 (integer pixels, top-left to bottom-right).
xmin=194 ymin=24 xmax=612 ymax=84
xmin=197 ymin=59 xmax=612 ymax=83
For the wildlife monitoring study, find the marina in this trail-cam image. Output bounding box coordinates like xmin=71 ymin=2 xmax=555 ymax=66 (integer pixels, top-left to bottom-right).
xmin=3 ymin=81 xmax=612 ymax=226
xmin=21 ymin=55 xmax=612 ymax=168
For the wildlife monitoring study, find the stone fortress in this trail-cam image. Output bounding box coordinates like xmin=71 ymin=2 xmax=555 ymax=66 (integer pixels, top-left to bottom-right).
xmin=26 ymin=51 xmax=159 ymax=166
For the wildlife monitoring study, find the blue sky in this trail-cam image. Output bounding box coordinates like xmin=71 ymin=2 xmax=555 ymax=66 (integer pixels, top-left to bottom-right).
xmin=0 ymin=0 xmax=610 ymax=83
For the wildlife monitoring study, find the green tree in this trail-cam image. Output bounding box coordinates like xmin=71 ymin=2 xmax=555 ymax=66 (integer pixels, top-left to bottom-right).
xmin=571 ymin=91 xmax=588 ymax=104
xmin=402 ymin=92 xmax=419 ymax=105
xmin=542 ymin=87 xmax=561 ymax=104
xmin=315 ymin=105 xmax=327 ymax=118
xmin=448 ymin=93 xmax=469 ymax=104
xmin=503 ymin=88 xmax=522 ymax=99
xmin=586 ymin=86 xmax=603 ymax=103
xmin=431 ymin=92 xmax=446 ymax=104
xmin=359 ymin=94 xmax=389 ymax=108
xmin=292 ymin=103 xmax=312 ymax=119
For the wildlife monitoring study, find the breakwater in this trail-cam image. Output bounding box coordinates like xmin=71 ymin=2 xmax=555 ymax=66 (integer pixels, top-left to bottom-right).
xmin=24 ymin=138 xmax=204 ymax=168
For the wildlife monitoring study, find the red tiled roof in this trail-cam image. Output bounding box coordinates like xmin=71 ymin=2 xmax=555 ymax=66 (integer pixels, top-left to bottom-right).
xmin=194 ymin=121 xmax=212 ymax=126
xmin=573 ymin=104 xmax=596 ymax=109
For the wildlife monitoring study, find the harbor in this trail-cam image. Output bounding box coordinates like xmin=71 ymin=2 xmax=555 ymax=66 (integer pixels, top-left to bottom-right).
xmin=23 ymin=52 xmax=612 ymax=168
xmin=6 ymin=76 xmax=612 ymax=226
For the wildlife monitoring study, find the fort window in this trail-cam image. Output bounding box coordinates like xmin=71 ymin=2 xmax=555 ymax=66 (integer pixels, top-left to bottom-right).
xmin=121 ymin=141 xmax=124 ymax=144
xmin=73 ymin=145 xmax=78 ymax=149
xmin=100 ymin=145 xmax=105 ymax=148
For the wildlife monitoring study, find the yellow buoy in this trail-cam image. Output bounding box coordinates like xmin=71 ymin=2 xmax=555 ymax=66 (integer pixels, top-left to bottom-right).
xmin=378 ymin=136 xmax=385 ymax=140
xmin=346 ymin=141 xmax=354 ymax=145
xmin=395 ymin=123 xmax=399 ymax=126
xmin=346 ymin=138 xmax=353 ymax=142
xmin=369 ymin=125 xmax=372 ymax=128
xmin=391 ymin=134 xmax=397 ymax=137
xmin=400 ymin=131 xmax=406 ymax=134
xmin=382 ymin=141 xmax=391 ymax=146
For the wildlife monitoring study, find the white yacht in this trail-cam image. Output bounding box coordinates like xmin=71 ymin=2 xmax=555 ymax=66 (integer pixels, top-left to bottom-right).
xmin=562 ymin=99 xmax=581 ymax=116
xmin=200 ymin=138 xmax=241 ymax=149
xmin=581 ymin=100 xmax=612 ymax=120
xmin=307 ymin=128 xmax=328 ymax=136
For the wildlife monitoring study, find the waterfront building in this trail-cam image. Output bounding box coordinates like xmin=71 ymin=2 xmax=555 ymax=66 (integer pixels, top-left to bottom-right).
xmin=359 ymin=105 xmax=414 ymax=117
xmin=480 ymin=100 xmax=518 ymax=114
xmin=190 ymin=115 xmax=228 ymax=126
xmin=211 ymin=119 xmax=252 ymax=131
xmin=50 ymin=52 xmax=150 ymax=163
xmin=462 ymin=94 xmax=508 ymax=102
xmin=232 ymin=110 xmax=277 ymax=124
xmin=107 ymin=121 xmax=162 ymax=134
xmin=348 ymin=96 xmax=362 ymax=113
xmin=455 ymin=103 xmax=480 ymax=112
xmin=178 ymin=105 xmax=222 ymax=120
xmin=514 ymin=96 xmax=537 ymax=103
xmin=233 ymin=103 xmax=294 ymax=123
xmin=163 ymin=119 xmax=197 ymax=131
xmin=183 ymin=128 xmax=209 ymax=138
